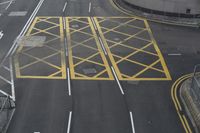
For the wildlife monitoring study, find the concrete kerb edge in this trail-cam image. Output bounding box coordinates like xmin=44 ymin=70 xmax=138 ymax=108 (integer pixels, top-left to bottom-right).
xmin=112 ymin=0 xmax=200 ymax=28
xmin=180 ymin=79 xmax=199 ymax=133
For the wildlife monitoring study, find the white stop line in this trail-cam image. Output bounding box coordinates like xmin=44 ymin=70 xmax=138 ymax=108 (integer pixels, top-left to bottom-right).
xmin=0 ymin=30 xmax=4 ymax=39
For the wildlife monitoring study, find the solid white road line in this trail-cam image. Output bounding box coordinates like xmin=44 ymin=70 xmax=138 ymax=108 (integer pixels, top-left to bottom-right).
xmin=0 ymin=90 xmax=9 ymax=97
xmin=111 ymin=66 xmax=124 ymax=95
xmin=67 ymin=68 xmax=71 ymax=96
xmin=0 ymin=0 xmax=44 ymax=100
xmin=91 ymin=17 xmax=97 ymax=30
xmin=0 ymin=0 xmax=12 ymax=5
xmin=62 ymin=2 xmax=68 ymax=12
xmin=168 ymin=53 xmax=182 ymax=56
xmin=11 ymin=0 xmax=44 ymax=55
xmin=0 ymin=30 xmax=4 ymax=39
xmin=63 ymin=17 xmax=66 ymax=30
xmin=88 ymin=2 xmax=91 ymax=13
xmin=0 ymin=75 xmax=12 ymax=84
xmin=9 ymin=58 xmax=15 ymax=101
xmin=65 ymin=38 xmax=68 ymax=56
xmin=5 ymin=0 xmax=13 ymax=10
xmin=130 ymin=111 xmax=136 ymax=133
xmin=98 ymin=37 xmax=107 ymax=55
xmin=3 ymin=65 xmax=10 ymax=71
xmin=67 ymin=111 xmax=72 ymax=133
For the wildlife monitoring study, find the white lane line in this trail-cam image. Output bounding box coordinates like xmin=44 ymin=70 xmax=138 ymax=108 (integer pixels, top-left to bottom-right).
xmin=98 ymin=37 xmax=107 ymax=55
xmin=130 ymin=112 xmax=136 ymax=133
xmin=63 ymin=17 xmax=66 ymax=30
xmin=0 ymin=75 xmax=12 ymax=84
xmin=111 ymin=66 xmax=124 ymax=95
xmin=67 ymin=111 xmax=72 ymax=133
xmin=0 ymin=90 xmax=9 ymax=97
xmin=91 ymin=17 xmax=97 ymax=30
xmin=62 ymin=2 xmax=68 ymax=12
xmin=11 ymin=0 xmax=44 ymax=55
xmin=88 ymin=2 xmax=91 ymax=13
xmin=3 ymin=65 xmax=10 ymax=71
xmin=0 ymin=0 xmax=44 ymax=100
xmin=5 ymin=0 xmax=13 ymax=10
xmin=67 ymin=68 xmax=71 ymax=96
xmin=168 ymin=53 xmax=182 ymax=56
xmin=65 ymin=38 xmax=68 ymax=56
xmin=9 ymin=58 xmax=15 ymax=101
xmin=0 ymin=30 xmax=4 ymax=39
xmin=0 ymin=0 xmax=12 ymax=5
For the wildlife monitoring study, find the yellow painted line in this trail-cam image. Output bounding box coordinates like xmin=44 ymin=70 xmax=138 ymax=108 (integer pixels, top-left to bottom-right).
xmin=95 ymin=17 xmax=171 ymax=80
xmin=66 ymin=17 xmax=76 ymax=79
xmin=171 ymin=73 xmax=194 ymax=133
xmin=14 ymin=17 xmax=66 ymax=79
xmin=144 ymin=20 xmax=171 ymax=80
xmin=132 ymin=59 xmax=161 ymax=78
xmin=67 ymin=17 xmax=114 ymax=80
xmin=94 ymin=17 xmax=123 ymax=80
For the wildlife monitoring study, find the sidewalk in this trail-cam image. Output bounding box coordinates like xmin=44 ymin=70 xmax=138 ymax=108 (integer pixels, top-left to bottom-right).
xmin=113 ymin=0 xmax=200 ymax=27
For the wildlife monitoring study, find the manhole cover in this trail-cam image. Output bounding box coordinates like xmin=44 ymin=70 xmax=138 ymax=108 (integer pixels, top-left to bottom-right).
xmin=83 ymin=68 xmax=97 ymax=74
xmin=114 ymin=38 xmax=120 ymax=41
xmin=71 ymin=24 xmax=79 ymax=28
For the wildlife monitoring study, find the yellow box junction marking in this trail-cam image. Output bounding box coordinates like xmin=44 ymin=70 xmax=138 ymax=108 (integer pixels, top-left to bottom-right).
xmin=14 ymin=17 xmax=66 ymax=79
xmin=94 ymin=17 xmax=171 ymax=80
xmin=66 ymin=17 xmax=114 ymax=80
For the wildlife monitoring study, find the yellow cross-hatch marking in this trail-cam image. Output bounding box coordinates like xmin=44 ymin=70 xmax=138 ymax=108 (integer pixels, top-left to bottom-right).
xmin=13 ymin=16 xmax=171 ymax=81
xmin=94 ymin=17 xmax=171 ymax=80
xmin=66 ymin=17 xmax=114 ymax=80
xmin=14 ymin=17 xmax=66 ymax=79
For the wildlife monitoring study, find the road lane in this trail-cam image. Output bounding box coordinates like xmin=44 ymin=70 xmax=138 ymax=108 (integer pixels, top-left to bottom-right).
xmin=71 ymin=80 xmax=132 ymax=133
xmin=2 ymin=0 xmax=199 ymax=132
xmin=7 ymin=79 xmax=71 ymax=133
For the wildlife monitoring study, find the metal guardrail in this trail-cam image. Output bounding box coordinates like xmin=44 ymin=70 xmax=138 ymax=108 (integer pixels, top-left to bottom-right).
xmin=0 ymin=95 xmax=15 ymax=133
xmin=191 ymin=64 xmax=200 ymax=102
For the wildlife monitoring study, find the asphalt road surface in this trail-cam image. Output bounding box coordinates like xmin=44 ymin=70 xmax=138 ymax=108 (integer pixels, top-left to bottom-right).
xmin=0 ymin=0 xmax=200 ymax=133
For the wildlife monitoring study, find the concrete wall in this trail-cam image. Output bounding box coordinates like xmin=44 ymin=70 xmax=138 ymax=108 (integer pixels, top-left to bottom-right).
xmin=124 ymin=0 xmax=200 ymax=14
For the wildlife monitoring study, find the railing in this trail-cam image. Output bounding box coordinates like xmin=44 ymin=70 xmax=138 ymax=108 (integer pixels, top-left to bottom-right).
xmin=0 ymin=95 xmax=15 ymax=133
xmin=191 ymin=64 xmax=200 ymax=103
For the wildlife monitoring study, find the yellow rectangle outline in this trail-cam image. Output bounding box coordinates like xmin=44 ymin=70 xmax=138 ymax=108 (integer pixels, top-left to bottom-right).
xmin=94 ymin=17 xmax=171 ymax=81
xmin=66 ymin=17 xmax=114 ymax=80
xmin=14 ymin=17 xmax=66 ymax=79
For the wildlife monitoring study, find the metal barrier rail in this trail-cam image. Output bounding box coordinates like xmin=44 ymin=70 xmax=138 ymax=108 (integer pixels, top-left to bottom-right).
xmin=191 ymin=64 xmax=200 ymax=101
xmin=0 ymin=95 xmax=15 ymax=132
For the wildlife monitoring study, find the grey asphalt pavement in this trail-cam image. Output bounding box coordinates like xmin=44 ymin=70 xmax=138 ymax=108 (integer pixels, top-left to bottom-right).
xmin=0 ymin=0 xmax=199 ymax=133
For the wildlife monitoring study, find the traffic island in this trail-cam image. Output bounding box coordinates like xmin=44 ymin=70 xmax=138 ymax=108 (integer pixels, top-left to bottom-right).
xmin=180 ymin=78 xmax=200 ymax=132
xmin=113 ymin=0 xmax=200 ymax=27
